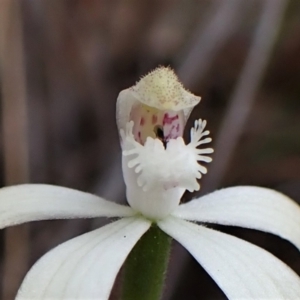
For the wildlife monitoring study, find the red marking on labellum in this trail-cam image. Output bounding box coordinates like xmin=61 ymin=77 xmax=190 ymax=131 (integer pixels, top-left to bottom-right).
xmin=163 ymin=113 xmax=179 ymax=125
xmin=140 ymin=118 xmax=145 ymax=126
xmin=152 ymin=115 xmax=158 ymax=125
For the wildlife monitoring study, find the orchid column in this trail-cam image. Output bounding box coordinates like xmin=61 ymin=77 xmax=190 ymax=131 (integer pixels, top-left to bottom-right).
xmin=117 ymin=67 xmax=212 ymax=220
xmin=117 ymin=67 xmax=213 ymax=299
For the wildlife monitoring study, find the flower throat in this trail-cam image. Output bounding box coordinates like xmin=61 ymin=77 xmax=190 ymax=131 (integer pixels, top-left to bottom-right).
xmin=129 ymin=103 xmax=185 ymax=146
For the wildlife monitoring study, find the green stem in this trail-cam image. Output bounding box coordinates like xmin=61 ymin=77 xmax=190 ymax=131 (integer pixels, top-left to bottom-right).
xmin=121 ymin=224 xmax=172 ymax=300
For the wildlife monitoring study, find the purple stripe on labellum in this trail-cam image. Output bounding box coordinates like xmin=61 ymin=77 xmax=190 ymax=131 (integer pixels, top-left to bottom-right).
xmin=129 ymin=102 xmax=185 ymax=145
xmin=163 ymin=113 xmax=179 ymax=125
xmin=163 ymin=112 xmax=184 ymax=141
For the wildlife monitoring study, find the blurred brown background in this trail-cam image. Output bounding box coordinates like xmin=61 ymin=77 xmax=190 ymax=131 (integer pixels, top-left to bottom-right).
xmin=0 ymin=0 xmax=299 ymax=299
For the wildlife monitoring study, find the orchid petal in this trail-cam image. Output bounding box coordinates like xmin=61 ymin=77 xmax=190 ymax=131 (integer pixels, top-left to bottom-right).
xmin=173 ymin=186 xmax=300 ymax=250
xmin=17 ymin=217 xmax=151 ymax=300
xmin=116 ymin=88 xmax=137 ymax=135
xmin=158 ymin=217 xmax=300 ymax=299
xmin=0 ymin=184 xmax=136 ymax=228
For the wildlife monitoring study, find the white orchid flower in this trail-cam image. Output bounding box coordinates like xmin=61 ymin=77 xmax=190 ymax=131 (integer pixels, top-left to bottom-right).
xmin=1 ymin=67 xmax=300 ymax=299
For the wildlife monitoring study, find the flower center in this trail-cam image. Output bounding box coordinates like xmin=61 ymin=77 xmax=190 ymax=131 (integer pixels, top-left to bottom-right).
xmin=120 ymin=119 xmax=213 ymax=219
xmin=129 ymin=103 xmax=185 ymax=145
xmin=117 ymin=66 xmax=212 ymax=219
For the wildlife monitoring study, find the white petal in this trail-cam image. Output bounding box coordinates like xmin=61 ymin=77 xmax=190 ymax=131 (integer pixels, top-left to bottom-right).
xmin=173 ymin=186 xmax=300 ymax=250
xmin=17 ymin=217 xmax=151 ymax=300
xmin=0 ymin=184 xmax=136 ymax=228
xmin=116 ymin=88 xmax=138 ymax=134
xmin=158 ymin=217 xmax=300 ymax=299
